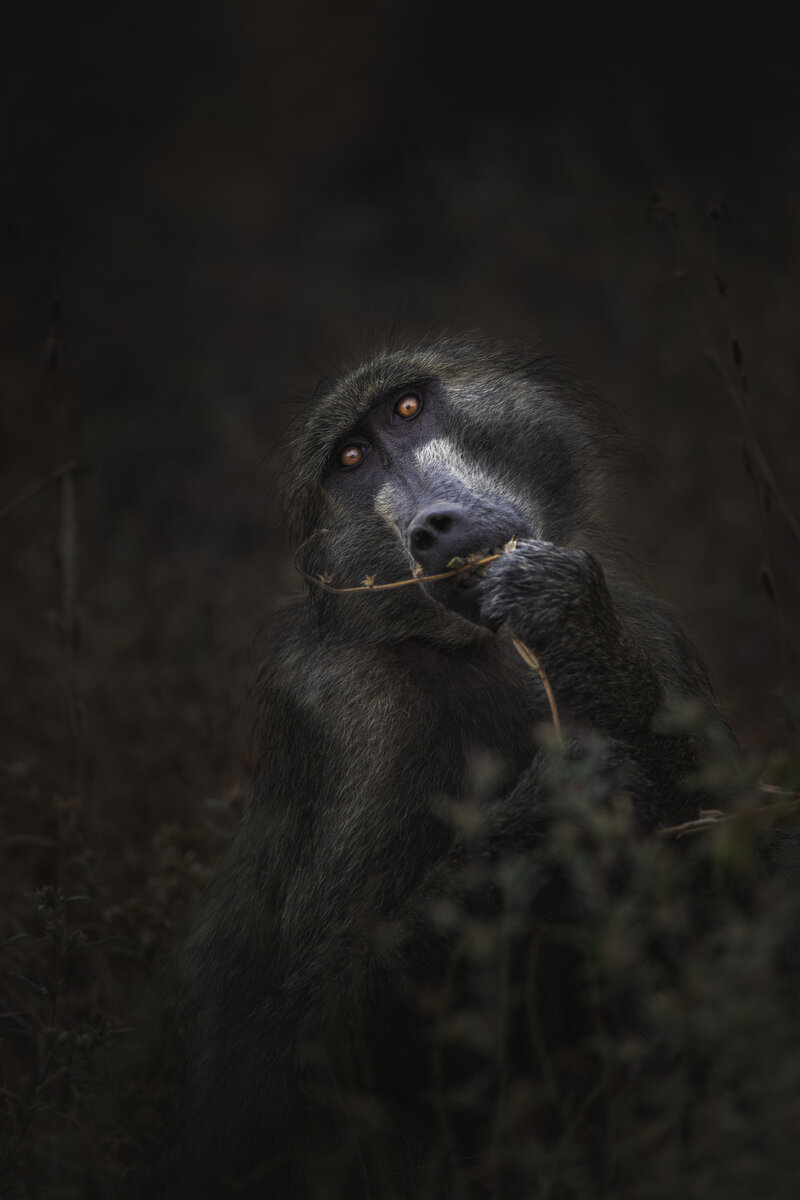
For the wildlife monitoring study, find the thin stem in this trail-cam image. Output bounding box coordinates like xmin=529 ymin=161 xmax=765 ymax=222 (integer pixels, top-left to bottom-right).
xmin=293 ymin=528 xmax=503 ymax=592
xmin=510 ymin=636 xmax=562 ymax=741
xmin=0 ymin=459 xmax=80 ymax=522
xmin=659 ymin=797 xmax=800 ymax=839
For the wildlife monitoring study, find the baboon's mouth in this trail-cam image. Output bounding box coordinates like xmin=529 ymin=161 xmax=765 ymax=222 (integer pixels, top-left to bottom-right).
xmin=448 ymin=546 xmax=502 ymax=588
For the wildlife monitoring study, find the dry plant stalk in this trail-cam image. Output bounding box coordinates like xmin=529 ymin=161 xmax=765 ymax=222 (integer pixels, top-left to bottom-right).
xmin=659 ymin=792 xmax=800 ymax=839
xmin=0 ymin=458 xmax=80 ymax=522
xmin=509 ymin=635 xmax=562 ymax=740
xmin=294 ymin=529 xmax=563 ymax=737
xmin=293 ymin=529 xmax=505 ymax=593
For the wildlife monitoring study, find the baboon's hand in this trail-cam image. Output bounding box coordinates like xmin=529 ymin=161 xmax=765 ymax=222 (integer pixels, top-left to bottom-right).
xmin=476 ymin=538 xmax=620 ymax=657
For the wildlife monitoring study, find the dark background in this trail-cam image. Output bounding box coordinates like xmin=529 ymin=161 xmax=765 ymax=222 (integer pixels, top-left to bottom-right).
xmin=1 ymin=0 xmax=799 ymax=1072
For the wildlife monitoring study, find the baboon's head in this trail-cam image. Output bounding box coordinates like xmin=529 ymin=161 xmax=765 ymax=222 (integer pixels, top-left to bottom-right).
xmin=290 ymin=336 xmax=610 ymax=644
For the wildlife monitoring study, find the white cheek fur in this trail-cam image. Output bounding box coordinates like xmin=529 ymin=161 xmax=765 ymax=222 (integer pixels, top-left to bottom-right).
xmin=373 ymin=481 xmax=402 ymax=533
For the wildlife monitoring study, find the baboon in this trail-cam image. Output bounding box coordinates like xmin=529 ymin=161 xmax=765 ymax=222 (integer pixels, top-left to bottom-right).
xmin=173 ymin=336 xmax=722 ymax=1199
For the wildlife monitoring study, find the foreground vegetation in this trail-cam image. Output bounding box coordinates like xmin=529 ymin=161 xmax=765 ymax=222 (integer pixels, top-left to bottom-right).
xmin=3 ymin=713 xmax=800 ymax=1198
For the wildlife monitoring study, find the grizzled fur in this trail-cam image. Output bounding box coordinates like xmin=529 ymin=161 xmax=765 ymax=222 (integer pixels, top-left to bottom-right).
xmin=172 ymin=336 xmax=721 ymax=1199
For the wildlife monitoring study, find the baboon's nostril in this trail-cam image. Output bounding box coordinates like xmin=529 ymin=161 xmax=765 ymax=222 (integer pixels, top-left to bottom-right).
xmin=411 ymin=528 xmax=434 ymax=552
xmin=431 ymin=514 xmax=453 ymax=533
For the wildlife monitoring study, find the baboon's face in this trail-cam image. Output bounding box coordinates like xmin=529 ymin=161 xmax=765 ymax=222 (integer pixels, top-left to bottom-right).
xmin=295 ymin=343 xmax=595 ymax=640
xmin=322 ymin=377 xmax=532 ymax=616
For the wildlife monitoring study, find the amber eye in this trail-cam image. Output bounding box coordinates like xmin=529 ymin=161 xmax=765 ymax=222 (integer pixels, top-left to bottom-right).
xmin=394 ymin=393 xmax=422 ymax=420
xmin=338 ymin=444 xmax=365 ymax=469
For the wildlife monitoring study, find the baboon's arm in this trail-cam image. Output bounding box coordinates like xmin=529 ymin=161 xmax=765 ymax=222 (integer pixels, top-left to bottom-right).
xmin=476 ymin=540 xmax=721 ymax=816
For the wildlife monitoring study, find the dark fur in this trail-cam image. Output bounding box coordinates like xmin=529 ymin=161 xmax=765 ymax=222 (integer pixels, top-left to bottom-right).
xmin=172 ymin=337 xmax=722 ymax=1198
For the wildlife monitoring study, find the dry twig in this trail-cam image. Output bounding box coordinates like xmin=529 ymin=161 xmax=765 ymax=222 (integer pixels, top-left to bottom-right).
xmin=659 ymin=793 xmax=800 ymax=839
xmin=510 ymin=635 xmax=562 ymax=740
xmin=0 ymin=459 xmax=80 ymax=522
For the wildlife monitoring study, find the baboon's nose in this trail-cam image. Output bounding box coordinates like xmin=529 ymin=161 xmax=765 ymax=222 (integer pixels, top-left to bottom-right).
xmin=407 ymin=504 xmax=468 ymax=570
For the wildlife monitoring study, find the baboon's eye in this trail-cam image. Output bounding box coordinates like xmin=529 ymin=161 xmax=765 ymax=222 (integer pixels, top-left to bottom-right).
xmin=338 ymin=444 xmax=365 ymax=469
xmin=394 ymin=393 xmax=422 ymax=420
